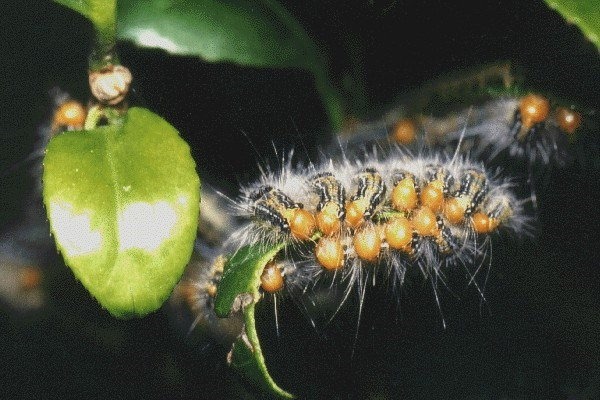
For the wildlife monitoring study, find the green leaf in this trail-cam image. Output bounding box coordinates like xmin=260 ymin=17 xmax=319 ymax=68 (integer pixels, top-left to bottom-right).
xmin=54 ymin=0 xmax=116 ymax=34
xmin=544 ymin=0 xmax=600 ymax=51
xmin=43 ymin=107 xmax=200 ymax=318
xmin=54 ymin=0 xmax=117 ymax=63
xmin=116 ymin=0 xmax=344 ymax=130
xmin=214 ymin=243 xmax=284 ymax=318
xmin=230 ymin=305 xmax=294 ymax=399
xmin=117 ymin=0 xmax=319 ymax=69
xmin=214 ymin=242 xmax=293 ymax=398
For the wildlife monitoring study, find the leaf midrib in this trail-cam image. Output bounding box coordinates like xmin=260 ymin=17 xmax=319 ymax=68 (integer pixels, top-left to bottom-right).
xmin=102 ymin=129 xmax=135 ymax=310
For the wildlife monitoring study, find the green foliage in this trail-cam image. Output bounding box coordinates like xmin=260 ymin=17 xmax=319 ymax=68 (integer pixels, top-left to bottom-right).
xmin=117 ymin=0 xmax=319 ymax=69
xmin=544 ymin=0 xmax=600 ymax=51
xmin=43 ymin=107 xmax=200 ymax=318
xmin=54 ymin=0 xmax=116 ymax=40
xmin=116 ymin=0 xmax=343 ymax=130
xmin=55 ymin=0 xmax=344 ymax=131
xmin=214 ymin=243 xmax=292 ymax=398
xmin=214 ymin=243 xmax=283 ymax=318
xmin=54 ymin=0 xmax=118 ymax=68
xmin=230 ymin=305 xmax=294 ymax=399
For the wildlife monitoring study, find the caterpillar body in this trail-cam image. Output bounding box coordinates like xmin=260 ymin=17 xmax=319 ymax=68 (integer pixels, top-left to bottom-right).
xmin=341 ymin=91 xmax=586 ymax=175
xmin=208 ymin=145 xmax=534 ymax=329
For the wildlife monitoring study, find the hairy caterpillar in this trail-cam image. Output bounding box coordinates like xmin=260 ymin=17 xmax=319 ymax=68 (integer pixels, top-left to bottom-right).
xmin=343 ymin=92 xmax=585 ymax=170
xmin=173 ymin=136 xmax=533 ymax=346
xmin=337 ymin=61 xmax=593 ymax=183
xmin=416 ymin=93 xmax=582 ymax=168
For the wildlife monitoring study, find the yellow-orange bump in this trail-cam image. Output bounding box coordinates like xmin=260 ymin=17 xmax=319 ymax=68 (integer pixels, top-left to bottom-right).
xmin=412 ymin=206 xmax=438 ymax=237
xmin=392 ymin=118 xmax=417 ymax=144
xmin=260 ymin=262 xmax=284 ymax=293
xmin=554 ymin=107 xmax=582 ymax=135
xmin=519 ymin=93 xmax=550 ymax=129
xmin=392 ymin=177 xmax=418 ymax=212
xmin=345 ymin=198 xmax=368 ymax=228
xmin=53 ymin=100 xmax=86 ymax=131
xmin=353 ymin=224 xmax=382 ymax=262
xmin=420 ymin=183 xmax=444 ymax=213
xmin=316 ymin=203 xmax=342 ymax=236
xmin=315 ymin=237 xmax=345 ymax=271
xmin=471 ymin=212 xmax=491 ymax=234
xmin=288 ymin=209 xmax=316 ymax=240
xmin=384 ymin=216 xmax=413 ymax=250
xmin=444 ymin=197 xmax=468 ymax=224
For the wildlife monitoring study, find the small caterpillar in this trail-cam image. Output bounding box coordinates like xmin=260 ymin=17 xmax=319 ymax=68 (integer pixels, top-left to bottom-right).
xmin=169 ymin=248 xmax=244 ymax=348
xmin=417 ymin=93 xmax=583 ymax=168
xmin=344 ymin=93 xmax=584 ymax=171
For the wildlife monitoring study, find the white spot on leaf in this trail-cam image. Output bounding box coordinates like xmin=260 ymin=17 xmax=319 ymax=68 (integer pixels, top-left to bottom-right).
xmin=50 ymin=202 xmax=103 ymax=256
xmin=118 ymin=201 xmax=177 ymax=251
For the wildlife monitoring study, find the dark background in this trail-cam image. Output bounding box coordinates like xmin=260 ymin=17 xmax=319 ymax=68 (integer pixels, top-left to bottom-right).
xmin=1 ymin=0 xmax=600 ymax=398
